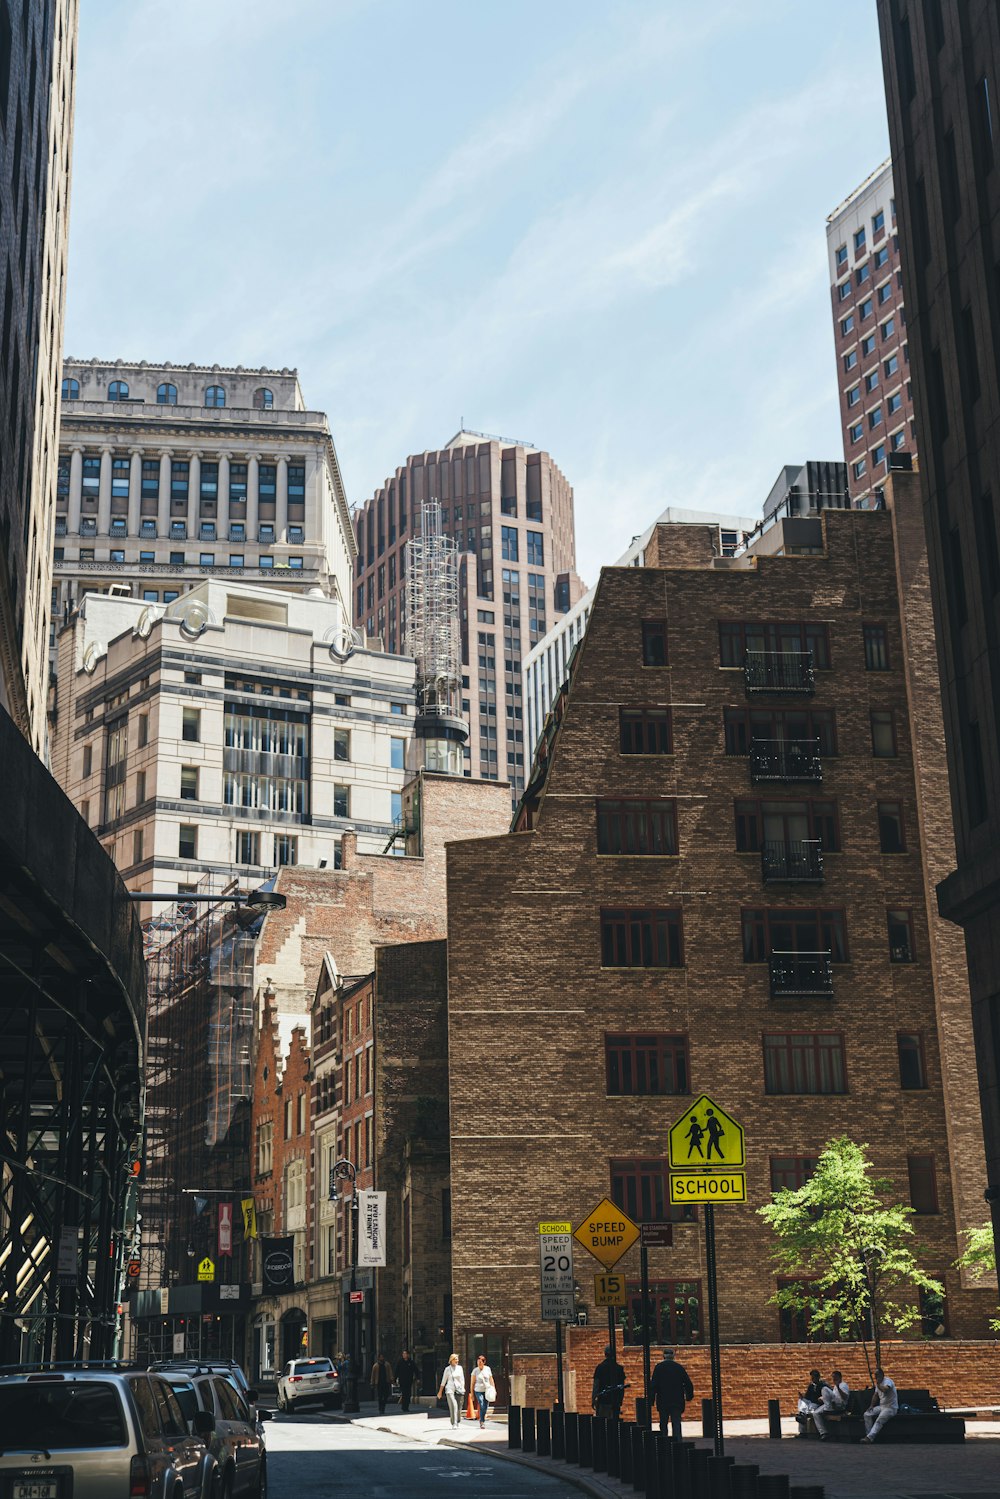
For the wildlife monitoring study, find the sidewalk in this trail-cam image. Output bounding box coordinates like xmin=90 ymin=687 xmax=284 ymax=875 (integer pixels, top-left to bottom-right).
xmin=321 ymin=1402 xmax=1000 ymax=1499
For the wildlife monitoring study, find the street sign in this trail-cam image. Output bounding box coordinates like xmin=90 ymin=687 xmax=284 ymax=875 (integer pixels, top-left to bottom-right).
xmin=349 ymin=1289 xmax=365 ymax=1304
xmin=538 ymin=1226 xmax=574 ymax=1295
xmin=219 ymin=1283 xmax=239 ymax=1300
xmin=640 ymin=1223 xmax=674 ymax=1248
xmin=173 ymin=1332 xmax=185 ymax=1355
xmin=668 ymin=1093 xmax=745 ymax=1170
xmin=670 ymin=1171 xmax=747 ymax=1204
xmin=573 ymin=1196 xmax=640 ymax=1269
xmin=541 ymin=1292 xmax=576 ymax=1322
xmin=197 ymin=1255 xmax=215 ymax=1282
xmin=593 ymin=1272 xmax=627 ymax=1307
xmin=126 ymin=1258 xmax=141 ymax=1280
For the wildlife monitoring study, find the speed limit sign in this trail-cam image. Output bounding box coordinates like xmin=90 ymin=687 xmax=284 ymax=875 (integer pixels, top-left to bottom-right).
xmin=594 ymin=1272 xmax=627 ymax=1307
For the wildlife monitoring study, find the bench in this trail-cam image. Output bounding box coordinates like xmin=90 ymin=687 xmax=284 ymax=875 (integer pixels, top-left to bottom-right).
xmin=801 ymin=1388 xmax=965 ymax=1444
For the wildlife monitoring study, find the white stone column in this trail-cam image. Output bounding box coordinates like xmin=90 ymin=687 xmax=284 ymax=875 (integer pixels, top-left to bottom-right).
xmin=247 ymin=454 xmax=260 ymax=544
xmin=97 ymin=446 xmax=113 ymax=535
xmin=277 ymin=456 xmax=289 ymax=541
xmin=68 ymin=446 xmax=83 ymax=533
xmin=187 ymin=452 xmax=201 ymax=541
xmin=127 ymin=449 xmax=142 ymax=535
xmin=158 ymin=450 xmax=172 ymax=538
xmin=218 ymin=452 xmax=231 ymax=537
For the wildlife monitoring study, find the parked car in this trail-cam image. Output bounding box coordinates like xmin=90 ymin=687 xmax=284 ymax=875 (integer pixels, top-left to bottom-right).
xmin=276 ymin=1357 xmax=340 ymax=1413
xmin=149 ymin=1360 xmax=256 ymax=1407
xmin=161 ymin=1369 xmax=268 ymax=1498
xmin=0 ymin=1365 xmax=218 ymax=1498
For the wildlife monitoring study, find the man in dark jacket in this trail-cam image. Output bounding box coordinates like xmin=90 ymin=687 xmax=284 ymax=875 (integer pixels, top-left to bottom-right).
xmin=591 ymin=1344 xmax=626 ymax=1418
xmin=395 ymin=1349 xmax=416 ymax=1413
xmin=649 ymin=1348 xmax=694 ymax=1439
xmin=796 ymin=1368 xmax=828 ymax=1436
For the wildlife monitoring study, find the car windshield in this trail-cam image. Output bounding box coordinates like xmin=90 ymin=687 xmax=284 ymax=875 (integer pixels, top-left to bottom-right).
xmin=0 ymin=1381 xmax=127 ymax=1450
xmin=294 ymin=1360 xmax=332 ymax=1374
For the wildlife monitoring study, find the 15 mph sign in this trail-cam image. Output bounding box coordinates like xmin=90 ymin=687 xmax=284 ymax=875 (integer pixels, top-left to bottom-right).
xmin=538 ymin=1220 xmax=575 ymax=1322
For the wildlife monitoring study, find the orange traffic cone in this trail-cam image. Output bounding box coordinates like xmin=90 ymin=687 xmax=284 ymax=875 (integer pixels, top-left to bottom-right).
xmin=465 ymin=1391 xmax=476 ymax=1420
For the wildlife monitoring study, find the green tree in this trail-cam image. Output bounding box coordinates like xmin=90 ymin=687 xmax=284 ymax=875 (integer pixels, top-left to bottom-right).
xmin=954 ymin=1223 xmax=999 ymax=1332
xmin=758 ymin=1137 xmax=944 ymax=1379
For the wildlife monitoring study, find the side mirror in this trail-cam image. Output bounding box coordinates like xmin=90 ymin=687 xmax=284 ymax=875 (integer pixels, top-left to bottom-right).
xmin=194 ymin=1409 xmax=216 ymax=1436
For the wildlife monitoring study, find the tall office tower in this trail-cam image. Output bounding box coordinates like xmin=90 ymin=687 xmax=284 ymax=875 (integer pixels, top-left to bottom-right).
xmin=826 ymin=160 xmax=917 ymax=505
xmin=0 ymin=2 xmax=145 ymax=1365
xmin=878 ymin=1 xmax=1000 ymax=1259
xmin=53 ymin=361 xmax=355 ymax=639
xmin=353 ymin=431 xmax=583 ymax=805
xmin=0 ymin=0 xmax=76 ymax=750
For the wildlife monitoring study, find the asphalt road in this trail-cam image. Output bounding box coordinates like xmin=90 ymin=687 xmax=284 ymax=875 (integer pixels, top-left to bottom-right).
xmin=264 ymin=1411 xmax=583 ymax=1498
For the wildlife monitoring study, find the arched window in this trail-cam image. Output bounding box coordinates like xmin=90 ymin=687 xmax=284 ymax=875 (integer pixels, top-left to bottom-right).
xmin=108 ymin=380 xmax=129 ymax=401
xmin=253 ymin=387 xmax=274 ymax=410
xmin=61 ymin=377 xmax=79 ymax=401
xmin=204 ymin=385 xmax=226 ymax=408
xmin=157 ymin=382 xmax=177 ymax=405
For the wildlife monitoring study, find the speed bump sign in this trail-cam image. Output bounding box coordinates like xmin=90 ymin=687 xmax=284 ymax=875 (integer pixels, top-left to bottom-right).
xmin=573 ymin=1197 xmax=640 ymax=1269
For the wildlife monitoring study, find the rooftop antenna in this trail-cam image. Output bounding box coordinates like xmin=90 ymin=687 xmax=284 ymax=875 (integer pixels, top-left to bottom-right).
xmin=404 ymin=499 xmax=467 ymax=776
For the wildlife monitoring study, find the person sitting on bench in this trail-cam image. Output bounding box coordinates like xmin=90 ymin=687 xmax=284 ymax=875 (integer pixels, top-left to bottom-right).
xmin=796 ymin=1369 xmax=829 ymax=1435
xmin=862 ymin=1368 xmax=898 ymax=1443
xmin=812 ymin=1370 xmax=851 ymax=1439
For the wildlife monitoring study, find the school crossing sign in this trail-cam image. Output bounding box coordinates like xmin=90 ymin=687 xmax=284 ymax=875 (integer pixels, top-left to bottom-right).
xmin=668 ymin=1093 xmax=746 ymax=1206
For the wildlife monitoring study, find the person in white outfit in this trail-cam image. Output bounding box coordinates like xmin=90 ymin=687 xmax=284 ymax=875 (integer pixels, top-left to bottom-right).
xmin=438 ymin=1353 xmax=465 ymax=1428
xmin=862 ymin=1368 xmax=898 ymax=1443
xmin=471 ymin=1354 xmax=495 ymax=1428
xmin=812 ymin=1371 xmax=851 ymax=1438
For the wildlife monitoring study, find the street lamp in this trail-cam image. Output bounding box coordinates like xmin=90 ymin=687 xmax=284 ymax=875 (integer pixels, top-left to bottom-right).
xmin=127 ymin=886 xmax=286 ymax=928
xmin=330 ymin=1158 xmax=361 ymax=1413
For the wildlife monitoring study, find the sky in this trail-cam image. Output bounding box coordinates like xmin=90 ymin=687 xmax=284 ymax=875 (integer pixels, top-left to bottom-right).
xmin=64 ymin=0 xmax=890 ymax=585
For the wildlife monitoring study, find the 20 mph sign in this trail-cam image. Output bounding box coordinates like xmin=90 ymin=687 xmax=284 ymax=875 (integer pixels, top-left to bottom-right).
xmin=538 ymin=1220 xmax=575 ymax=1323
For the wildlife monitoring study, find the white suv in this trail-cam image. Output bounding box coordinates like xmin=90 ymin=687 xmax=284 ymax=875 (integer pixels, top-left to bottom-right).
xmin=276 ymin=1358 xmax=340 ymax=1414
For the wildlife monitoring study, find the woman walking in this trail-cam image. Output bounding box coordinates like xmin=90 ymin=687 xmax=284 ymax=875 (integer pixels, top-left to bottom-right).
xmin=438 ymin=1353 xmax=465 ymax=1428
xmin=471 ymin=1353 xmax=496 ymax=1428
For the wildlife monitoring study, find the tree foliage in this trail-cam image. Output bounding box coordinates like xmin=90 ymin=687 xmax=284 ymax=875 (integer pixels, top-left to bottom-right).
xmin=757 ymin=1137 xmax=943 ymax=1371
xmin=954 ymin=1222 xmax=999 ymax=1332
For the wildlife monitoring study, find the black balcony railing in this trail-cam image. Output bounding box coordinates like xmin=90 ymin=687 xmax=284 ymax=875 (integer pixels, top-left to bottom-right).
xmin=744 ymin=650 xmax=815 ymax=695
xmin=748 ymin=738 xmax=823 ymax=782
xmin=769 ymin=951 xmax=834 ymax=999
xmin=761 ymin=839 xmax=824 ymax=883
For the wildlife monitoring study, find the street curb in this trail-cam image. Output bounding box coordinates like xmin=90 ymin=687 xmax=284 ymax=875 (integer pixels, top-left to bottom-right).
xmin=440 ymin=1437 xmax=622 ymax=1498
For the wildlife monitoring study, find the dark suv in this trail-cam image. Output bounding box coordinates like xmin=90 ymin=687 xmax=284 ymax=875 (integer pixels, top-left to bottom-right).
xmin=161 ymin=1370 xmax=268 ymax=1498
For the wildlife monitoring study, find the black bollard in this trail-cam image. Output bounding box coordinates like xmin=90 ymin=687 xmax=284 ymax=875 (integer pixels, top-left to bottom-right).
xmin=729 ymin=1464 xmax=759 ymax=1499
xmin=768 ymin=1399 xmax=782 ymax=1439
xmin=607 ymin=1417 xmax=622 ymax=1478
xmin=707 ymin=1456 xmax=733 ymax=1499
xmin=644 ymin=1428 xmax=659 ymax=1499
xmin=564 ymin=1410 xmax=579 ymax=1464
xmin=620 ymin=1421 xmax=634 ymax=1485
xmin=593 ymin=1415 xmax=608 ymax=1474
xmin=508 ymin=1404 xmax=521 ymax=1450
xmin=702 ymin=1398 xmax=715 ymax=1440
xmin=521 ymin=1406 xmax=536 ymax=1454
xmin=536 ymin=1408 xmax=551 ymax=1458
xmin=632 ymin=1421 xmax=647 ymax=1492
xmin=654 ymin=1432 xmax=674 ymax=1499
xmin=690 ymin=1445 xmax=712 ymax=1499
xmin=579 ymin=1413 xmax=594 ymax=1468
xmin=757 ymin=1477 xmax=790 ymax=1499
xmin=552 ymin=1405 xmax=565 ymax=1460
xmin=671 ymin=1438 xmax=694 ymax=1499
xmin=790 ymin=1489 xmax=825 ymax=1499
xmin=636 ymin=1395 xmax=650 ymax=1428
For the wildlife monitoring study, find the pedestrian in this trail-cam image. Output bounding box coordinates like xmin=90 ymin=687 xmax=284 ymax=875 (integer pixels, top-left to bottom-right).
xmin=649 ymin=1347 xmax=694 ymax=1441
xmin=438 ymin=1353 xmax=465 ymax=1428
xmin=591 ymin=1343 xmax=626 ymax=1419
xmin=395 ymin=1349 xmax=416 ymax=1413
xmin=861 ymin=1368 xmax=898 ymax=1444
xmin=812 ymin=1370 xmax=851 ymax=1440
xmin=795 ymin=1368 xmax=828 ymax=1436
xmin=471 ymin=1353 xmax=496 ymax=1428
xmin=370 ymin=1353 xmax=391 ymax=1415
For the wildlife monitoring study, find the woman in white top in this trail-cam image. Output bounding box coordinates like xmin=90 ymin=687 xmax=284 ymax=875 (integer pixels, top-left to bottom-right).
xmin=438 ymin=1353 xmax=465 ymax=1427
xmin=472 ymin=1354 xmax=495 ymax=1428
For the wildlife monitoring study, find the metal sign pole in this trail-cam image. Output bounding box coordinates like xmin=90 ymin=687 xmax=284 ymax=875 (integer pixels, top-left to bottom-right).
xmin=607 ymin=1304 xmax=616 ymax=1359
xmin=640 ymin=1243 xmax=652 ymax=1430
xmin=704 ymin=1203 xmax=723 ymax=1457
xmin=555 ymin=1318 xmax=565 ymax=1410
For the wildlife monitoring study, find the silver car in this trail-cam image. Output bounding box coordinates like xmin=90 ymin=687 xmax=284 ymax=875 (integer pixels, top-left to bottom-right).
xmin=163 ymin=1371 xmax=268 ymax=1497
xmin=0 ymin=1366 xmax=218 ymax=1498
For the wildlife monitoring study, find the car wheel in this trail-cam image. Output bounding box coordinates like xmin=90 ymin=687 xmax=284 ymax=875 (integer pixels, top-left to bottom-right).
xmin=276 ymin=1390 xmax=285 ymax=1412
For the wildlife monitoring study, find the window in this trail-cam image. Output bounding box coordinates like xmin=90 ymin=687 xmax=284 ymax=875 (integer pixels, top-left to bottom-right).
xmin=230 ymin=522 xmax=245 ymax=542
xmin=888 ymin=909 xmax=915 ymax=963
xmin=620 ymin=706 xmax=672 ymax=754
xmin=61 ymin=377 xmax=79 ymax=400
xmin=891 ymin=430 xmax=906 ymax=451
xmin=182 ymin=707 xmax=200 ymax=742
xmin=178 ymin=824 xmax=197 ymax=859
xmin=863 ymin=623 xmax=890 ymax=670
xmin=259 ymin=523 xmax=274 ymax=543
xmin=236 ymin=829 xmax=260 ymax=865
xmin=137 ymin=713 xmax=149 ymax=749
xmin=501 ymin=525 xmax=519 ymax=562
xmin=288 ymin=556 xmax=303 ymax=570
xmin=288 ymin=524 xmax=304 ymax=543
xmin=897 ymin=1032 xmax=927 ymax=1089
xmin=170 ymin=521 xmax=187 ymax=539
xmin=605 ymin=1034 xmax=689 ymax=1095
xmin=334 ymin=728 xmax=350 ymax=762
xmin=204 ymin=384 xmax=226 ymax=407
xmin=391 ymin=702 xmax=406 ymax=715
xmin=275 ymin=833 xmax=298 ymax=867
xmin=110 ymin=548 xmax=125 ymax=563
xmin=846 ymin=385 xmax=861 ymax=408
xmin=742 ymin=908 xmax=848 ymax=962
xmin=869 ymin=408 xmax=883 ymax=429
xmin=837 ymin=280 xmax=851 ymax=302
xmin=333 ymin=784 xmax=350 ymax=818
xmin=870 ymin=710 xmax=896 ymax=757
xmin=875 ymin=245 xmax=889 ymax=268
xmin=199 ymin=552 xmax=214 ymax=566
xmin=859 ymin=296 xmax=874 ymax=320
xmin=835 ymin=244 xmax=848 ymax=268
xmin=887 ymin=391 xmax=902 ymax=414
xmin=840 ymin=314 xmax=854 ymax=335
xmin=843 ymin=350 xmax=857 ymax=372
xmin=200 ymin=523 xmax=216 ymax=540
xmin=180 ymin=766 xmax=198 ymax=800
xmin=734 ymin=798 xmax=839 ymax=852
xmin=719 ymin=620 xmax=829 ymax=669
xmin=881 ymin=317 xmax=896 ymax=340
xmin=876 ymin=283 xmax=892 ymax=306
xmin=82 ymin=744 xmax=93 ymax=778
xmin=229 ymin=555 xmax=244 ymax=568
xmin=157 ymin=382 xmax=177 ymax=404
xmin=132 ymin=829 xmax=144 ymax=865
xmin=260 ymin=556 xmax=273 ymax=569
xmin=641 ymin=620 xmax=668 ymax=666
xmin=878 ymin=801 xmax=906 ymax=853
xmin=854 ymin=227 xmax=866 ymax=254
xmin=849 ymin=422 xmax=863 ymax=444
xmin=872 ymin=443 xmax=886 ymax=468
xmin=872 ymin=208 xmax=885 ymax=236
xmin=622 ymin=1280 xmax=702 ymax=1346
xmin=527 ymin=531 xmax=544 ymax=566
xmin=907 ymin=1156 xmax=938 ymax=1214
xmin=611 ymin=1159 xmax=696 ymax=1225
xmin=391 ymin=737 xmax=405 ymax=769
xmin=597 ymin=799 xmax=678 ymax=855
xmin=856 ymin=262 xmax=870 ymax=286
xmin=108 ymin=380 xmax=129 ymax=401
xmin=770 ymin=1157 xmax=818 ymax=1192
xmin=862 ymin=333 xmax=876 ymax=357
xmin=254 ymin=386 xmax=274 ymax=409
xmin=723 ymin=706 xmax=837 ymax=757
xmin=600 ymin=908 xmax=683 ymax=968
xmin=763 ymin=1033 xmax=847 ymax=1094
xmin=865 ymin=369 xmax=879 ymax=393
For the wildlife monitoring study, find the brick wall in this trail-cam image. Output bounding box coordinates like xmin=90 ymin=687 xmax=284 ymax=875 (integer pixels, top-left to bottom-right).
xmin=514 ymin=1328 xmax=1000 ymax=1416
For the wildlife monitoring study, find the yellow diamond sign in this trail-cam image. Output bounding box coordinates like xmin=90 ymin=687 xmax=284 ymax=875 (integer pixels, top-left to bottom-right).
xmin=668 ymin=1093 xmax=745 ymax=1170
xmin=573 ymin=1196 xmax=640 ymax=1269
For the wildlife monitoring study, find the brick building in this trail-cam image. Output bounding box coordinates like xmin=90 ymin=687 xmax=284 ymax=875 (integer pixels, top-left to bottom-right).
xmin=445 ymin=479 xmax=993 ymax=1382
